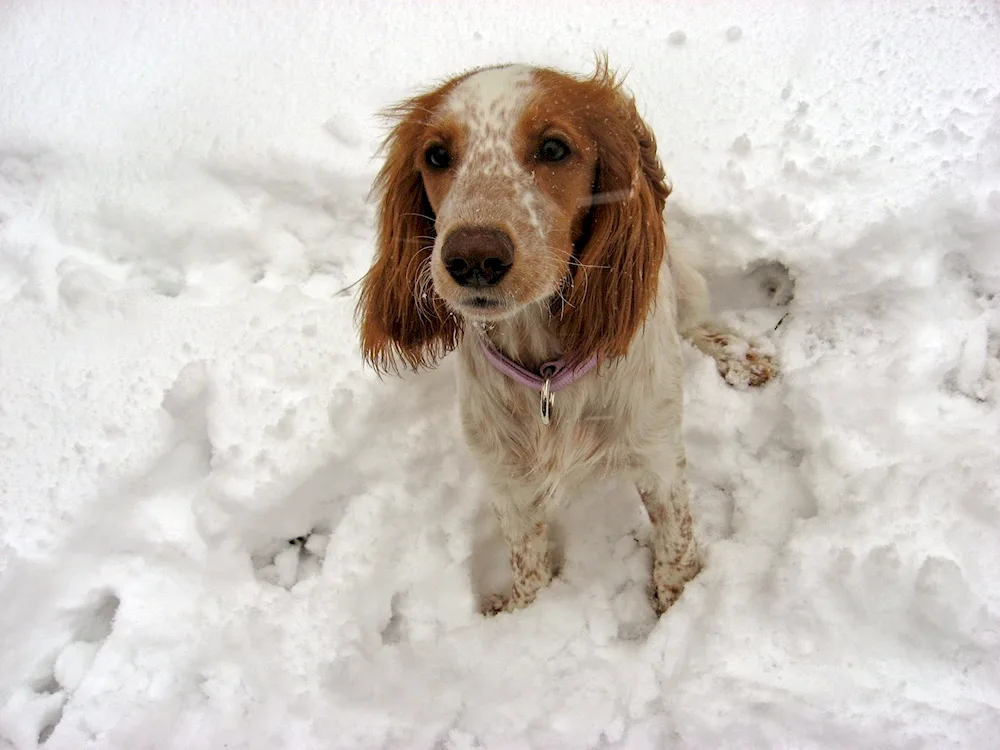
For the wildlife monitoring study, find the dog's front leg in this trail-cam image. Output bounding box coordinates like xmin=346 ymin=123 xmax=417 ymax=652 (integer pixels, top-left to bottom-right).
xmin=483 ymin=486 xmax=554 ymax=615
xmin=636 ymin=458 xmax=702 ymax=614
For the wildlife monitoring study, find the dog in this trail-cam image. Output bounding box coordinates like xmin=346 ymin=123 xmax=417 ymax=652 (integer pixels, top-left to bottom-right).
xmin=357 ymin=60 xmax=776 ymax=615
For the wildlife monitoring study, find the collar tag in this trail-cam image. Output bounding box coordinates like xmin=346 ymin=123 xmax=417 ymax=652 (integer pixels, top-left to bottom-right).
xmin=539 ymin=366 xmax=556 ymax=425
xmin=478 ymin=338 xmax=600 ymax=425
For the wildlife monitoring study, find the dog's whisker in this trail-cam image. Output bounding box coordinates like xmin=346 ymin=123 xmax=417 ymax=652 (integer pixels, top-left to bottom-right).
xmin=401 ymin=213 xmax=439 ymax=223
xmin=583 ymin=189 xmax=632 ymax=207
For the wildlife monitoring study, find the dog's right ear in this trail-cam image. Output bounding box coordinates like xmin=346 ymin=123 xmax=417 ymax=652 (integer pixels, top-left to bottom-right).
xmin=357 ymin=90 xmax=460 ymax=373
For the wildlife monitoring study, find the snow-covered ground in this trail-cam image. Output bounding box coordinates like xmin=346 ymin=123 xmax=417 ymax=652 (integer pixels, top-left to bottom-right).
xmin=1 ymin=1 xmax=999 ymax=747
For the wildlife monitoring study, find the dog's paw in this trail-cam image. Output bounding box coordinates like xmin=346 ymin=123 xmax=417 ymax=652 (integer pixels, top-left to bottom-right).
xmin=649 ymin=586 xmax=678 ymax=617
xmin=717 ymin=341 xmax=778 ymax=389
xmin=701 ymin=329 xmax=778 ymax=389
xmin=481 ymin=592 xmax=513 ymax=616
xmin=686 ymin=323 xmax=780 ymax=389
xmin=650 ymin=557 xmax=701 ymax=615
xmin=480 ymin=590 xmax=539 ymax=616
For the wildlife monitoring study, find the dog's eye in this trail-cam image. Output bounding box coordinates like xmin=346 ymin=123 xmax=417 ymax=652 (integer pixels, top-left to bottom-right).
xmin=537 ymin=138 xmax=571 ymax=163
xmin=424 ymin=144 xmax=452 ymax=170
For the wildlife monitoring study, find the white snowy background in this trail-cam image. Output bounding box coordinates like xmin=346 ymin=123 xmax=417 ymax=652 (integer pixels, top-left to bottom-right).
xmin=1 ymin=1 xmax=999 ymax=748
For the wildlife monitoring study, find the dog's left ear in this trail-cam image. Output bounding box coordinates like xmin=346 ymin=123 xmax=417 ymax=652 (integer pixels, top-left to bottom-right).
xmin=557 ymin=63 xmax=671 ymax=363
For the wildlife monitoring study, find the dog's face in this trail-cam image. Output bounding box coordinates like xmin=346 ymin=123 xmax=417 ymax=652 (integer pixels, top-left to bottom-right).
xmin=418 ymin=66 xmax=600 ymax=322
xmin=358 ymin=61 xmax=671 ymax=372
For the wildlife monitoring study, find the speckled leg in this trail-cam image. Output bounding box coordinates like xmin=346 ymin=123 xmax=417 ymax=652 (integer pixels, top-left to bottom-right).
xmin=482 ymin=495 xmax=553 ymax=615
xmin=636 ymin=459 xmax=701 ymax=614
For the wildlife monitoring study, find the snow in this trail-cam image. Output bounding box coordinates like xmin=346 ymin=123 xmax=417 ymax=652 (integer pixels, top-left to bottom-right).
xmin=1 ymin=0 xmax=999 ymax=747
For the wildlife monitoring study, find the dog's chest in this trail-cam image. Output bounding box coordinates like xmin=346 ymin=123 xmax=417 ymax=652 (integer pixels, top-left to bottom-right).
xmin=460 ymin=377 xmax=635 ymax=485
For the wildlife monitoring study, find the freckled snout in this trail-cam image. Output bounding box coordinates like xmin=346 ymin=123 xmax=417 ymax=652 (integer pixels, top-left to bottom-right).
xmin=441 ymin=227 xmax=514 ymax=288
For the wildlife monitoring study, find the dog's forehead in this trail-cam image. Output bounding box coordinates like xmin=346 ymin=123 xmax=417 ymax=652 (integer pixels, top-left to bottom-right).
xmin=442 ymin=65 xmax=537 ymax=128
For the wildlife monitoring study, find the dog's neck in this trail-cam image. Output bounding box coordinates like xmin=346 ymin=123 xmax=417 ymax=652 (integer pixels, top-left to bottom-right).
xmin=473 ymin=300 xmax=563 ymax=372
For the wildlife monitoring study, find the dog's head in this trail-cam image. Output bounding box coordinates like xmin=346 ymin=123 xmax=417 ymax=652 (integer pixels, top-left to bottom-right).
xmin=358 ymin=60 xmax=670 ymax=372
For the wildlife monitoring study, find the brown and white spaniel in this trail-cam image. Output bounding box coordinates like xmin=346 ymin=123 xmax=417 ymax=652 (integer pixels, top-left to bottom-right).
xmin=357 ymin=60 xmax=776 ymax=615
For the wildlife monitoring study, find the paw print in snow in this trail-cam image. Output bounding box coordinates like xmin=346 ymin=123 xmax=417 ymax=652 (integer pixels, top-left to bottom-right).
xmin=252 ymin=529 xmax=330 ymax=589
xmin=0 ymin=592 xmax=119 ymax=747
xmin=747 ymin=260 xmax=795 ymax=307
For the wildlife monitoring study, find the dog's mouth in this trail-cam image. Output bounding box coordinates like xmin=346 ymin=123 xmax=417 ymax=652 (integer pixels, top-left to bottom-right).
xmin=466 ymin=296 xmax=504 ymax=310
xmin=450 ymin=294 xmax=514 ymax=320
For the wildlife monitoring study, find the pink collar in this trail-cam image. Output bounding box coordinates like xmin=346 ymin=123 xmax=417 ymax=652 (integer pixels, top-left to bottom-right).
xmin=479 ymin=338 xmax=599 ymax=393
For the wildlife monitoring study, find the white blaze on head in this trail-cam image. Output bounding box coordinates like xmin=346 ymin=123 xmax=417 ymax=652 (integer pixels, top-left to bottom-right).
xmin=439 ymin=65 xmax=546 ymax=238
xmin=444 ymin=64 xmax=535 ymax=171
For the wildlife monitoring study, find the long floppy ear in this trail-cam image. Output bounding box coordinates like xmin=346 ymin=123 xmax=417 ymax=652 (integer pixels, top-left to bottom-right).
xmin=557 ymin=63 xmax=671 ymax=363
xmin=356 ymin=91 xmax=460 ymax=373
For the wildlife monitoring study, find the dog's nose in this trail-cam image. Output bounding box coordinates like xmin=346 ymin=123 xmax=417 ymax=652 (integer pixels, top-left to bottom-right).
xmin=441 ymin=227 xmax=514 ymax=288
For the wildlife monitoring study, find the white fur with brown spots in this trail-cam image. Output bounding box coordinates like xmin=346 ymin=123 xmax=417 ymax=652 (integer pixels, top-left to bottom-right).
xmin=358 ymin=61 xmax=778 ymax=615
